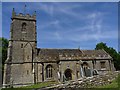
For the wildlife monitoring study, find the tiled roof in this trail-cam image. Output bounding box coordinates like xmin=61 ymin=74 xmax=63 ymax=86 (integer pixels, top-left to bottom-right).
xmin=81 ymin=49 xmax=112 ymax=59
xmin=36 ymin=48 xmax=82 ymax=62
xmin=36 ymin=48 xmax=112 ymax=62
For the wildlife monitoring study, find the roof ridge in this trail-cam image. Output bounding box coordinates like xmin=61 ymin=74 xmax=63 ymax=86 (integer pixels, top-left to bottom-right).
xmin=80 ymin=50 xmax=85 ymax=55
xmin=38 ymin=48 xmax=79 ymax=50
xmin=101 ymin=49 xmax=109 ymax=55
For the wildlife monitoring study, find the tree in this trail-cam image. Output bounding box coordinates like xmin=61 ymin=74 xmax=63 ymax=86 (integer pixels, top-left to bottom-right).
xmin=0 ymin=37 xmax=8 ymax=84
xmin=95 ymin=42 xmax=108 ymax=50
xmin=95 ymin=42 xmax=120 ymax=70
xmin=0 ymin=37 xmax=8 ymax=65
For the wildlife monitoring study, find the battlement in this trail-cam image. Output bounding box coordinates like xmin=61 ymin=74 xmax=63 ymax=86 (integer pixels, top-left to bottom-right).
xmin=12 ymin=8 xmax=36 ymax=21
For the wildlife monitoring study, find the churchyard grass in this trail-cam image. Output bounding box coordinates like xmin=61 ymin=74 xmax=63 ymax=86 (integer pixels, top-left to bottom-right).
xmin=97 ymin=73 xmax=120 ymax=88
xmin=21 ymin=81 xmax=58 ymax=88
xmin=2 ymin=81 xmax=58 ymax=90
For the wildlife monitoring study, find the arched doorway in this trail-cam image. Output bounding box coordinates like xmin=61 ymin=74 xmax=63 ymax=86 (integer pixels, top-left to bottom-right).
xmin=64 ymin=69 xmax=72 ymax=81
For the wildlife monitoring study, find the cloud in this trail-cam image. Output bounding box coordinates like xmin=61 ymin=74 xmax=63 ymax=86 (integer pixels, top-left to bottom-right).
xmin=86 ymin=12 xmax=103 ymax=32
xmin=38 ymin=3 xmax=54 ymax=16
xmin=33 ymin=2 xmax=83 ymax=19
xmin=2 ymin=2 xmax=118 ymax=50
xmin=60 ymin=30 xmax=117 ymax=43
xmin=54 ymin=31 xmax=62 ymax=40
xmin=55 ymin=3 xmax=82 ymax=17
xmin=38 ymin=20 xmax=60 ymax=29
xmin=38 ymin=9 xmax=117 ymax=43
xmin=37 ymin=20 xmax=62 ymax=31
xmin=28 ymin=3 xmax=118 ymax=45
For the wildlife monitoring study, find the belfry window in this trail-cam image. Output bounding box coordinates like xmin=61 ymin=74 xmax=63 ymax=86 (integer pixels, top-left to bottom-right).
xmin=21 ymin=44 xmax=23 ymax=48
xmin=46 ymin=64 xmax=53 ymax=78
xmin=21 ymin=23 xmax=27 ymax=31
xmin=27 ymin=70 xmax=29 ymax=75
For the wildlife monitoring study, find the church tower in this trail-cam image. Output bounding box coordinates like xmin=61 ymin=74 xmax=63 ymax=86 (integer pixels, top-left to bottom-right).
xmin=3 ymin=8 xmax=37 ymax=87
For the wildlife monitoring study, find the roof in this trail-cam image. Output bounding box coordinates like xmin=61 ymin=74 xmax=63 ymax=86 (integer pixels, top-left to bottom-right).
xmin=35 ymin=48 xmax=112 ymax=62
xmin=81 ymin=49 xmax=112 ymax=59
xmin=36 ymin=48 xmax=82 ymax=62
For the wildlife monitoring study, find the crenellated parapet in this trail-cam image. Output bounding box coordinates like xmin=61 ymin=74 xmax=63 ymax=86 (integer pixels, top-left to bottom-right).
xmin=12 ymin=8 xmax=36 ymax=21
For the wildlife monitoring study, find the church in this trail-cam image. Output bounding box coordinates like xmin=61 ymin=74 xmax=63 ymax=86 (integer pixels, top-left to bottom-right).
xmin=3 ymin=9 xmax=115 ymax=87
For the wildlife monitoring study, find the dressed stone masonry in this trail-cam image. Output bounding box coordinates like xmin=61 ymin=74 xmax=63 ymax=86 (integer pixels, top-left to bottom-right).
xmin=3 ymin=9 xmax=115 ymax=87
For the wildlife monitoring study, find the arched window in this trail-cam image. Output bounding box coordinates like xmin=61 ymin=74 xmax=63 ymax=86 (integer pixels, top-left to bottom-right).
xmin=46 ymin=64 xmax=53 ymax=78
xmin=21 ymin=22 xmax=27 ymax=31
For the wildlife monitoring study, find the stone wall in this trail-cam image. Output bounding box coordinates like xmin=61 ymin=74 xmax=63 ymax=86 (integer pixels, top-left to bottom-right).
xmin=44 ymin=71 xmax=119 ymax=89
xmin=59 ymin=60 xmax=81 ymax=82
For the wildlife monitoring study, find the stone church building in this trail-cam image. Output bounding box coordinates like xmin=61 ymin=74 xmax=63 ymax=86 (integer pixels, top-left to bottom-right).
xmin=3 ymin=9 xmax=115 ymax=87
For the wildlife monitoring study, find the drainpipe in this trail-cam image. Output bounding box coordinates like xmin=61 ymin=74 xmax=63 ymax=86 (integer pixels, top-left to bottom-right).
xmin=42 ymin=63 xmax=44 ymax=81
xmin=33 ymin=63 xmax=36 ymax=84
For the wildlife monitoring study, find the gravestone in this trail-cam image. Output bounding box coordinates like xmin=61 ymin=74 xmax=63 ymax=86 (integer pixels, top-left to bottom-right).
xmin=85 ymin=69 xmax=91 ymax=77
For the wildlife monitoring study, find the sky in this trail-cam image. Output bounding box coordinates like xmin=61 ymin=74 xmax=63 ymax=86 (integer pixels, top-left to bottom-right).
xmin=2 ymin=2 xmax=118 ymax=51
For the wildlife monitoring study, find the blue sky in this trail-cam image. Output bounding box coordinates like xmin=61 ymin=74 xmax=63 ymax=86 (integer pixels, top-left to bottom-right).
xmin=2 ymin=2 xmax=118 ymax=51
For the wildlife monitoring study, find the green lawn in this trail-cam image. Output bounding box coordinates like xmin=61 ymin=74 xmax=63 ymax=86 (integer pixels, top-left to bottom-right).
xmin=21 ymin=81 xmax=58 ymax=88
xmin=97 ymin=74 xmax=120 ymax=89
xmin=2 ymin=81 xmax=58 ymax=90
xmin=97 ymin=79 xmax=118 ymax=88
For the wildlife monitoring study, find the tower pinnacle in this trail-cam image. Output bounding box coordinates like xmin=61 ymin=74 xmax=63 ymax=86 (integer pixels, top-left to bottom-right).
xmin=12 ymin=8 xmax=16 ymax=17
